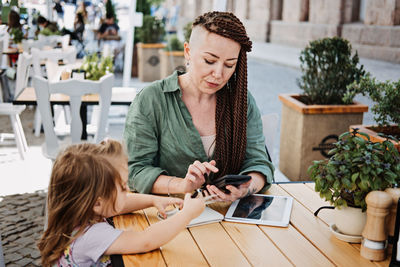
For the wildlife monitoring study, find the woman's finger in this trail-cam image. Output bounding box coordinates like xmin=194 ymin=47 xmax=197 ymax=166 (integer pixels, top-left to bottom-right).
xmin=188 ymin=164 xmax=204 ymax=180
xmin=193 ymin=160 xmax=207 ymax=175
xmin=207 ymin=185 xmax=229 ymax=201
xmin=203 ymin=161 xmax=219 ymax=173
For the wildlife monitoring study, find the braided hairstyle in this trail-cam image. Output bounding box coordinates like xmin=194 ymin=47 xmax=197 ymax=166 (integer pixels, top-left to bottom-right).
xmin=192 ymin=11 xmax=252 ymax=179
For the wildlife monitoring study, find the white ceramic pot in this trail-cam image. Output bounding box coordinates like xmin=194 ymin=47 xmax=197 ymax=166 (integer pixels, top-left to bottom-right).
xmin=335 ymin=206 xmax=367 ymax=236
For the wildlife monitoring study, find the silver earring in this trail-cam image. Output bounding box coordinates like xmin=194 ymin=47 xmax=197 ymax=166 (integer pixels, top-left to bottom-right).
xmin=186 ymin=62 xmax=189 ymax=67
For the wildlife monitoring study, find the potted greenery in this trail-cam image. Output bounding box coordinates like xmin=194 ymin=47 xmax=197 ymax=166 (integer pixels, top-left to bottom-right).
xmin=136 ymin=15 xmax=165 ymax=82
xmin=9 ymin=28 xmax=24 ymax=48
xmin=79 ymin=53 xmax=114 ymax=81
xmin=279 ymin=37 xmax=368 ymax=181
xmin=309 ymin=128 xmax=400 ymax=236
xmin=345 ymin=75 xmax=400 ymax=152
xmin=159 ymin=34 xmax=185 ymax=78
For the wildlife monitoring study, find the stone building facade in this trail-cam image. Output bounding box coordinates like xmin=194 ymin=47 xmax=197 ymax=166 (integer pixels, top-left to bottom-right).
xmin=174 ymin=0 xmax=400 ymax=63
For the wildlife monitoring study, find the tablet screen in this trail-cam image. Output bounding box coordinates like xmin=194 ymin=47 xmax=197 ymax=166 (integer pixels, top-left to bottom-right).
xmin=225 ymin=194 xmax=293 ymax=227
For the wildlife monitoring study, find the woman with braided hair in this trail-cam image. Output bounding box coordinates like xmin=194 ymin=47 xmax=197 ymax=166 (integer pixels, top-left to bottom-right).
xmin=124 ymin=11 xmax=274 ymax=201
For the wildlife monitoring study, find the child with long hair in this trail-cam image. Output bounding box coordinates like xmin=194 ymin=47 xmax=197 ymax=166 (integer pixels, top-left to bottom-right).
xmin=38 ymin=139 xmax=205 ymax=266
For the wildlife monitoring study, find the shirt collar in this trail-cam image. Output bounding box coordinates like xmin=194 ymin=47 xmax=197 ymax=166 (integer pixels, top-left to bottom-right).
xmin=162 ymin=70 xmax=184 ymax=94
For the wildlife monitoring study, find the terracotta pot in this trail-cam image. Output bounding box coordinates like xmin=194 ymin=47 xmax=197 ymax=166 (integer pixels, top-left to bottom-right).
xmin=335 ymin=206 xmax=367 ymax=236
xmin=350 ymin=124 xmax=400 ymax=152
xmin=278 ymin=93 xmax=368 ymax=180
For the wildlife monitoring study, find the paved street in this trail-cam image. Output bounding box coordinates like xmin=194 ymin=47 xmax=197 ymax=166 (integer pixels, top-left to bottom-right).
xmin=0 ymin=192 xmax=45 ymax=266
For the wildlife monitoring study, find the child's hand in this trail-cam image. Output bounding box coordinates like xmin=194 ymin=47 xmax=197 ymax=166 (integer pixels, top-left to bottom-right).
xmin=153 ymin=196 xmax=183 ymax=219
xmin=182 ymin=193 xmax=205 ymax=219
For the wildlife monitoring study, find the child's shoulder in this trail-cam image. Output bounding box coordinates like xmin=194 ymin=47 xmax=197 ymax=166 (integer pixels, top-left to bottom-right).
xmin=58 ymin=222 xmax=123 ymax=266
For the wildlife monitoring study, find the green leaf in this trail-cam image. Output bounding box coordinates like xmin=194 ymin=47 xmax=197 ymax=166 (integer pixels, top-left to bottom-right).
xmin=351 ymin=172 xmax=359 ymax=183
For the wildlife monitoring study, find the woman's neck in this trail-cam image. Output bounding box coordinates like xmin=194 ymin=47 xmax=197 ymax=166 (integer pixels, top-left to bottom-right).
xmin=179 ymin=73 xmax=215 ymax=103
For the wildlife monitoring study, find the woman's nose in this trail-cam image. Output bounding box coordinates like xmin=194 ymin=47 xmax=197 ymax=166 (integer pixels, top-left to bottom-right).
xmin=212 ymin=64 xmax=223 ymax=79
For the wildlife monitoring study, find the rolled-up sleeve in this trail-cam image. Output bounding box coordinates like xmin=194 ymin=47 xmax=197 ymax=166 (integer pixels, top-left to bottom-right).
xmin=239 ymin=92 xmax=275 ymax=192
xmin=123 ymin=89 xmax=167 ymax=194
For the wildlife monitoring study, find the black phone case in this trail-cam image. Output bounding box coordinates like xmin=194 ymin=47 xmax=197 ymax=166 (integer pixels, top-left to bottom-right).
xmin=210 ymin=174 xmax=251 ymax=193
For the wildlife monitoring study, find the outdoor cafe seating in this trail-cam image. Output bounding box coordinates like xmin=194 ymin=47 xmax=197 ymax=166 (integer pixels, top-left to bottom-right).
xmin=32 ymin=73 xmax=114 ymax=160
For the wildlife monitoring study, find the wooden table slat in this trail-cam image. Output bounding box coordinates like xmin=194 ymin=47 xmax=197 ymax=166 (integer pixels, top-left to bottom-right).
xmin=279 ymin=183 xmax=335 ymax=226
xmin=221 ymin=221 xmax=294 ymax=266
xmin=113 ymin=211 xmax=166 ymax=267
xmin=189 ymin=222 xmax=252 ymax=267
xmin=270 ymin=185 xmax=377 ymax=266
xmin=144 ymin=207 xmax=209 ymax=267
xmin=260 ymin=224 xmax=334 ymax=267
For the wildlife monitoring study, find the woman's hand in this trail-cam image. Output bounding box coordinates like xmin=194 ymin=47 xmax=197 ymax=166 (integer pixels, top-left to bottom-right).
xmin=153 ymin=196 xmax=183 ymax=219
xmin=181 ymin=193 xmax=205 ymax=219
xmin=206 ymin=180 xmax=252 ymax=202
xmin=181 ymin=160 xmax=218 ymax=193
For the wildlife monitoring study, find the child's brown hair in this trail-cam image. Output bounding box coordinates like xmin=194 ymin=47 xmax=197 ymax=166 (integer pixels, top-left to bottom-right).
xmin=38 ymin=139 xmax=126 ymax=266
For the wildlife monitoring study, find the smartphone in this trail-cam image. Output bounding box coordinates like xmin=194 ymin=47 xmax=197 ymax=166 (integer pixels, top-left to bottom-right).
xmin=212 ymin=174 xmax=251 ymax=193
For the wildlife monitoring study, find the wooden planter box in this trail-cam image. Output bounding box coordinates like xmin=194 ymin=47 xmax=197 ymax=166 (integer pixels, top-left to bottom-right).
xmin=350 ymin=124 xmax=400 ymax=152
xmin=137 ymin=43 xmax=166 ymax=82
xmin=279 ymin=93 xmax=368 ymax=181
xmin=159 ymin=50 xmax=186 ymax=79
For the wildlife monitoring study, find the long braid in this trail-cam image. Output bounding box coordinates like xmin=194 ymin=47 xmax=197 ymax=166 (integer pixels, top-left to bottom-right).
xmin=193 ymin=12 xmax=252 ymax=179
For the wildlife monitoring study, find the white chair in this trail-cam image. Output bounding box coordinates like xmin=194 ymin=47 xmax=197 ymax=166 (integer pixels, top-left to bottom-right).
xmin=61 ymin=34 xmax=70 ymax=50
xmin=0 ymin=104 xmax=28 ymax=159
xmin=31 ymin=47 xmax=77 ymax=136
xmin=32 ymin=73 xmax=114 ymax=159
xmin=0 ymin=53 xmax=32 ymax=160
xmin=261 ymin=113 xmax=279 ymax=163
xmin=15 ymin=52 xmax=33 ymax=98
xmin=31 ymin=47 xmax=77 ymax=77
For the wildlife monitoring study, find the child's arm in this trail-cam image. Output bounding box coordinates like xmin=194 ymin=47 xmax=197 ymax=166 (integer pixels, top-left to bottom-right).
xmin=120 ymin=193 xmax=183 ymax=216
xmin=105 ymin=193 xmax=204 ymax=254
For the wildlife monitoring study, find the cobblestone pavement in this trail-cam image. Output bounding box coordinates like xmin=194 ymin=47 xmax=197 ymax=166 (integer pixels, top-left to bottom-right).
xmin=0 ymin=191 xmax=46 ymax=266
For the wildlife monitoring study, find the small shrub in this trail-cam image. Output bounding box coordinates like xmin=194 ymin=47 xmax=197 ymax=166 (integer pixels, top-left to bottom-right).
xmin=345 ymin=75 xmax=400 ymax=129
xmin=165 ymin=34 xmax=183 ymax=51
xmin=183 ymin=21 xmax=192 ymax=43
xmin=137 ymin=15 xmax=165 ymax=43
xmin=298 ymin=37 xmax=365 ymax=105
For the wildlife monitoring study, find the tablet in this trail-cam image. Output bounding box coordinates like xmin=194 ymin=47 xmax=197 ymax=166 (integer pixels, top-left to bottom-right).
xmin=224 ymin=194 xmax=293 ymax=227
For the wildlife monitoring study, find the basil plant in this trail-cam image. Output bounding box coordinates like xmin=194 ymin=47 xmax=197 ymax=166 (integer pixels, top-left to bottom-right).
xmin=308 ymin=129 xmax=400 ymax=211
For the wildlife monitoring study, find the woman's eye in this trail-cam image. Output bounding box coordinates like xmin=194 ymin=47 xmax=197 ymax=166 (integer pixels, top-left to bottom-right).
xmin=204 ymin=59 xmax=214 ymax=65
xmin=225 ymin=64 xmax=234 ymax=69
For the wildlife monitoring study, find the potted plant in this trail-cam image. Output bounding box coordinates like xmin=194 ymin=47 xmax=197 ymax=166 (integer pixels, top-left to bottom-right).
xmin=279 ymin=37 xmax=368 ymax=181
xmin=345 ymin=75 xmax=400 ymax=152
xmin=309 ymin=129 xmax=400 ymax=236
xmin=159 ymin=34 xmax=185 ymax=78
xmin=9 ymin=27 xmax=24 ymax=49
xmin=79 ymin=53 xmax=114 ymax=80
xmin=136 ymin=14 xmax=165 ymax=82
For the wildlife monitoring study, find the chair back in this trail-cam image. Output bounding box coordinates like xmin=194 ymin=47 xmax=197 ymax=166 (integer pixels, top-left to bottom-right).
xmin=37 ymin=34 xmax=62 ymax=48
xmin=62 ymin=35 xmax=70 ymax=50
xmin=31 ymin=47 xmax=77 ymax=77
xmin=15 ymin=52 xmax=32 ymax=98
xmin=0 ymin=32 xmax=9 ymax=68
xmin=261 ymin=113 xmax=279 ymax=162
xmin=32 ymin=73 xmax=114 ymax=159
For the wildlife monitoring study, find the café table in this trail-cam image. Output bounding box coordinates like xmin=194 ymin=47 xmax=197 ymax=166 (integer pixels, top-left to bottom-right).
xmin=13 ymin=86 xmax=136 ymax=140
xmin=111 ymin=182 xmax=391 ymax=267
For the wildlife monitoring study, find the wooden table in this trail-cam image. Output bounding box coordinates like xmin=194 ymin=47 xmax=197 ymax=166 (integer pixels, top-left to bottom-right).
xmin=111 ymin=183 xmax=392 ymax=267
xmin=13 ymin=86 xmax=136 ymax=139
